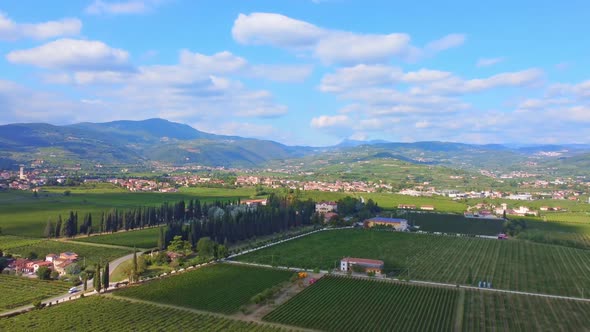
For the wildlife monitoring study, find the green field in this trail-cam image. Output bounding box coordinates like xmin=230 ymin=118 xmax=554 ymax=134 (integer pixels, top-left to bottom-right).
xmin=1 ymin=236 xmax=132 ymax=266
xmin=73 ymin=227 xmax=160 ymax=249
xmin=0 ymin=235 xmax=44 ymax=251
xmin=0 ymin=187 xmax=256 ymax=237
xmin=463 ymin=289 xmax=590 ymax=331
xmin=265 ymin=275 xmax=457 ymax=331
xmin=116 ymin=263 xmax=293 ymax=314
xmin=0 ymin=275 xmax=69 ymax=312
xmin=0 ymin=296 xmax=287 ymax=332
xmin=404 ymin=212 xmax=504 ymax=235
xmin=236 ymin=229 xmax=590 ymax=297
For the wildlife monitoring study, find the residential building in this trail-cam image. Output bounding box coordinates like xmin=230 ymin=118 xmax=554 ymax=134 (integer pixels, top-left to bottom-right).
xmin=315 ymin=201 xmax=338 ymax=214
xmin=340 ymin=257 xmax=384 ymax=275
xmin=364 ymin=217 xmax=408 ymax=231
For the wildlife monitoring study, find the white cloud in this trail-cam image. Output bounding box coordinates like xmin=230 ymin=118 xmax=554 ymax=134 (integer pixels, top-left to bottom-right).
xmin=179 ymin=50 xmax=248 ymax=73
xmin=320 ymin=64 xmax=402 ymax=92
xmin=310 ymin=115 xmax=350 ymax=128
xmin=232 ymin=13 xmax=464 ymax=64
xmin=6 ymin=39 xmax=131 ymax=71
xmin=415 ymin=120 xmax=430 ymax=128
xmin=425 ymin=34 xmax=466 ymax=52
xmin=232 ymin=13 xmax=323 ymax=49
xmin=85 ymin=0 xmax=162 ymax=15
xmin=402 ymin=69 xmax=452 ymax=83
xmin=314 ymin=32 xmax=412 ymax=64
xmin=0 ymin=12 xmax=81 ymax=41
xmin=476 ymin=57 xmax=505 ymax=67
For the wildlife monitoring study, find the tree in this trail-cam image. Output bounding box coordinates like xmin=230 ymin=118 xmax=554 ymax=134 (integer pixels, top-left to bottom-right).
xmin=44 ymin=219 xmax=54 ymax=238
xmin=196 ymin=237 xmax=215 ymax=258
xmin=94 ymin=263 xmax=101 ymax=293
xmin=132 ymin=249 xmax=138 ymax=283
xmin=167 ymin=235 xmax=191 ymax=255
xmin=36 ymin=266 xmax=51 ymax=280
xmin=217 ymin=244 xmax=229 ymax=258
xmin=27 ymin=251 xmax=38 ymax=259
xmin=65 ymin=263 xmax=81 ymax=275
xmin=102 ymin=263 xmax=109 ymax=291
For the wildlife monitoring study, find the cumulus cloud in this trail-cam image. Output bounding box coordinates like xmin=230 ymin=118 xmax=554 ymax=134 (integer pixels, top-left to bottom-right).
xmin=310 ymin=115 xmax=350 ymax=128
xmin=232 ymin=12 xmax=464 ymax=64
xmin=85 ymin=0 xmax=162 ymax=15
xmin=6 ymin=39 xmax=131 ymax=71
xmin=0 ymin=12 xmax=81 ymax=41
xmin=476 ymin=57 xmax=505 ymax=67
xmin=425 ymin=34 xmax=466 ymax=52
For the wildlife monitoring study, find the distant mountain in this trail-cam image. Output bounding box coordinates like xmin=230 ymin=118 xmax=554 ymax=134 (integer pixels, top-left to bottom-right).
xmin=0 ymin=119 xmax=312 ymax=168
xmin=1 ymin=118 xmax=590 ymax=174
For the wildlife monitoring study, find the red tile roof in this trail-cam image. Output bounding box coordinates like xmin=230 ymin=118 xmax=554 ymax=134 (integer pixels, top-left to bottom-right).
xmin=342 ymin=257 xmax=384 ymax=266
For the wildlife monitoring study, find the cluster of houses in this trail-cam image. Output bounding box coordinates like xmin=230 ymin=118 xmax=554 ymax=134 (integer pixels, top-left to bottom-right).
xmin=107 ymin=178 xmax=177 ymax=192
xmin=397 ymin=204 xmax=435 ymax=211
xmin=465 ymin=203 xmax=538 ymax=218
xmin=4 ymin=252 xmax=79 ymax=277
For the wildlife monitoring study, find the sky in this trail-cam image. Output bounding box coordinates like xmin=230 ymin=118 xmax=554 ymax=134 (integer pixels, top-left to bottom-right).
xmin=0 ymin=0 xmax=589 ymax=146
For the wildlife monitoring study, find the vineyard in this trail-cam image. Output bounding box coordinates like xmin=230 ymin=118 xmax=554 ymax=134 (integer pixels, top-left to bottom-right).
xmin=73 ymin=227 xmax=160 ymax=249
xmin=264 ymin=275 xmax=458 ymax=331
xmin=0 ymin=275 xmax=69 ymax=312
xmin=116 ymin=263 xmax=293 ymax=314
xmin=463 ymin=289 xmax=590 ymax=331
xmin=0 ymin=296 xmax=287 ymax=331
xmin=3 ymin=237 xmax=133 ymax=266
xmin=236 ymin=229 xmax=590 ymax=297
xmin=0 ymin=235 xmax=44 ymax=251
xmin=402 ymin=212 xmax=504 ymax=235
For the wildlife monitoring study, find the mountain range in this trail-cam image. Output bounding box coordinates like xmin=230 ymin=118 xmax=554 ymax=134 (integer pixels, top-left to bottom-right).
xmin=1 ymin=118 xmax=589 ymax=175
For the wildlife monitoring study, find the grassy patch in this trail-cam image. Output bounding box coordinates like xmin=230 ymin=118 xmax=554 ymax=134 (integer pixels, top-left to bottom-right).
xmin=116 ymin=263 xmax=293 ymax=314
xmin=73 ymin=228 xmax=160 ymax=249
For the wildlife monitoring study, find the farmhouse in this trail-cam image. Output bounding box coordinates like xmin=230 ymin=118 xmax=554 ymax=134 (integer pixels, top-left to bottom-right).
xmin=323 ymin=212 xmax=338 ymax=223
xmin=364 ymin=217 xmax=409 ymax=231
xmin=397 ymin=204 xmax=416 ymax=209
xmin=242 ymin=199 xmax=268 ymax=207
xmin=315 ymin=201 xmax=338 ymax=214
xmin=340 ymin=257 xmax=384 ymax=275
xmin=420 ymin=205 xmax=435 ymax=211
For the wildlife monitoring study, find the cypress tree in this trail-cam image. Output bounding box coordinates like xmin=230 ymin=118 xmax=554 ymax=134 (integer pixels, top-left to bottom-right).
xmin=94 ymin=263 xmax=101 ymax=293
xmin=44 ymin=218 xmax=54 ymax=238
xmin=102 ymin=263 xmax=109 ymax=291
xmin=132 ymin=248 xmax=138 ymax=283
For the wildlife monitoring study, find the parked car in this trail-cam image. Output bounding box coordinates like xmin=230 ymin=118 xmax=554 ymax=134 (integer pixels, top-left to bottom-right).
xmin=68 ymin=287 xmax=79 ymax=294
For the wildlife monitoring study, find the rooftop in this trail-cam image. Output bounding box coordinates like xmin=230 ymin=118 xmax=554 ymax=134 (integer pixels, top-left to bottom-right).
xmin=366 ymin=217 xmax=407 ymax=223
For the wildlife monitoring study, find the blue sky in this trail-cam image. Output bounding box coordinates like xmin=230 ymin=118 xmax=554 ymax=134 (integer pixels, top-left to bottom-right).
xmin=0 ymin=0 xmax=589 ymax=146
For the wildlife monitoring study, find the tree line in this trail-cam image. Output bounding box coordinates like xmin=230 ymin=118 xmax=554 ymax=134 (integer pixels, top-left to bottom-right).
xmin=43 ymin=194 xmax=320 ymax=250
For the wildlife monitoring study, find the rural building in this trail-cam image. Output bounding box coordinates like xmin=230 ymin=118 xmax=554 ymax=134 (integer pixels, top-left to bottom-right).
xmin=315 ymin=201 xmax=338 ymax=214
xmin=242 ymin=198 xmax=268 ymax=207
xmin=420 ymin=205 xmax=435 ymax=211
xmin=397 ymin=204 xmax=416 ymax=209
xmin=340 ymin=257 xmax=384 ymax=275
xmin=323 ymin=212 xmax=338 ymax=223
xmin=364 ymin=217 xmax=409 ymax=231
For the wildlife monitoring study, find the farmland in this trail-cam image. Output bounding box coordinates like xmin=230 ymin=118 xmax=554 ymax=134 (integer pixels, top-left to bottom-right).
xmin=264 ymin=275 xmax=458 ymax=331
xmin=0 ymin=275 xmax=69 ymax=312
xmin=116 ymin=263 xmax=293 ymax=314
xmin=463 ymin=290 xmax=590 ymax=331
xmin=1 ymin=236 xmax=133 ymax=266
xmin=0 ymin=187 xmax=256 ymax=237
xmin=0 ymin=296 xmax=287 ymax=332
xmin=402 ymin=212 xmax=504 ymax=235
xmin=236 ymin=229 xmax=590 ymax=297
xmin=73 ymin=227 xmax=160 ymax=249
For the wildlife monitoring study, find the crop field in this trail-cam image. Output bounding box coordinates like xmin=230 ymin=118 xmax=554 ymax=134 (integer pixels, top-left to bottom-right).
xmin=236 ymin=229 xmax=590 ymax=297
xmin=73 ymin=227 xmax=160 ymax=249
xmin=0 ymin=296 xmax=287 ymax=332
xmin=0 ymin=187 xmax=255 ymax=237
xmin=3 ymin=237 xmax=132 ymax=266
xmin=116 ymin=263 xmax=293 ymax=314
xmin=0 ymin=275 xmax=69 ymax=312
xmin=463 ymin=290 xmax=590 ymax=331
xmin=264 ymin=275 xmax=457 ymax=332
xmin=402 ymin=212 xmax=504 ymax=235
xmin=0 ymin=235 xmax=44 ymax=251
